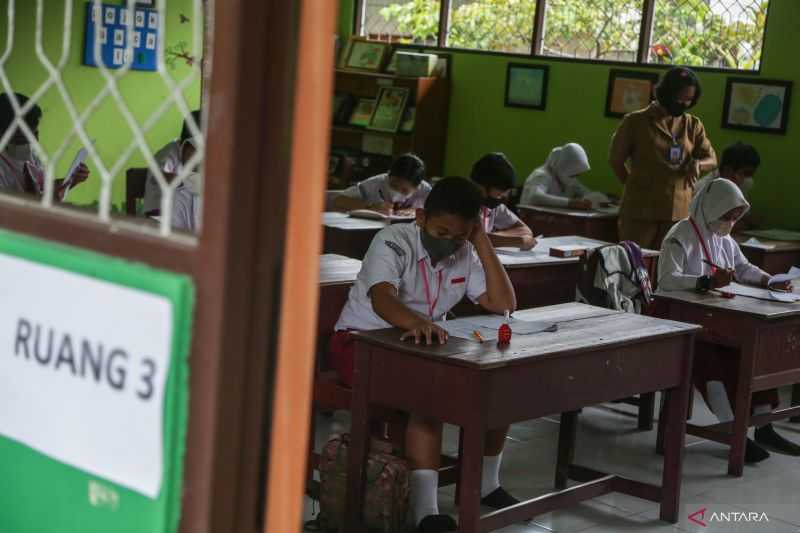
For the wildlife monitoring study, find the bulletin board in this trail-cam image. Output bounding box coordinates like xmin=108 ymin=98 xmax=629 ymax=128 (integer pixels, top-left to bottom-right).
xmin=0 ymin=229 xmax=194 ymax=533
xmin=83 ymin=2 xmax=160 ymax=71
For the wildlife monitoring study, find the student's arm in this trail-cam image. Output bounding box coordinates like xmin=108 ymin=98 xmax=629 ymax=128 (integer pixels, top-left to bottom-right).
xmin=731 ymin=241 xmax=773 ymax=287
xmin=470 ymin=222 xmax=516 ymax=313
xmin=609 ymin=117 xmax=632 ymax=184
xmin=489 ymin=223 xmax=536 ymax=250
xmin=659 ymin=238 xmax=733 ymax=290
xmin=332 ymin=185 xmax=393 ymax=214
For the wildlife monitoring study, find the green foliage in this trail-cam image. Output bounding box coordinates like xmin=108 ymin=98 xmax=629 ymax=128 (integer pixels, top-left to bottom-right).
xmin=377 ymin=0 xmax=768 ymax=69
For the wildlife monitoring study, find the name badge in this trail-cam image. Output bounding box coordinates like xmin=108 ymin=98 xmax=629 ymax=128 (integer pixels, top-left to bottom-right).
xmin=668 ymin=144 xmax=683 ymax=164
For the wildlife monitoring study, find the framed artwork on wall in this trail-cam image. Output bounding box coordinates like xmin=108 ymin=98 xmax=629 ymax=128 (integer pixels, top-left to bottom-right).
xmin=605 ymin=69 xmax=659 ymax=118
xmin=504 ymin=63 xmax=549 ymax=110
xmin=722 ymin=77 xmax=792 ymax=135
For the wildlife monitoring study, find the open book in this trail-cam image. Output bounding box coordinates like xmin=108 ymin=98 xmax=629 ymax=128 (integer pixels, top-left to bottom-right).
xmin=349 ymin=209 xmax=415 ymax=222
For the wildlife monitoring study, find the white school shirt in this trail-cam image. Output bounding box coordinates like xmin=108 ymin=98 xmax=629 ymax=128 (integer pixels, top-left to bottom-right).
xmin=0 ymin=149 xmax=44 ymax=194
xmin=340 ymin=173 xmax=432 ymax=209
xmin=170 ymin=185 xmax=202 ymax=233
xmin=143 ymin=140 xmax=182 ymax=214
xmin=481 ymin=204 xmax=520 ymax=233
xmin=520 ymin=167 xmax=589 ymax=207
xmin=334 ymin=222 xmax=488 ymax=332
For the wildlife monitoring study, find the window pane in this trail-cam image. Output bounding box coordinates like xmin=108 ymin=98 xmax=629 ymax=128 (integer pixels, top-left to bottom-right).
xmin=359 ymin=0 xmax=441 ymax=45
xmin=649 ymin=0 xmax=769 ymax=70
xmin=446 ymin=0 xmax=536 ymax=54
xmin=540 ymin=0 xmax=642 ymax=62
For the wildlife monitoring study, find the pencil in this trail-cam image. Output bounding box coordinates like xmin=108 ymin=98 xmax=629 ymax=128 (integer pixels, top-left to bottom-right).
xmin=473 ymin=330 xmax=484 ymax=343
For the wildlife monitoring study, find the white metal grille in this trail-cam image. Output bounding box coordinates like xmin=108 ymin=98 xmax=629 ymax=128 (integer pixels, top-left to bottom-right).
xmin=0 ymin=0 xmax=206 ymax=238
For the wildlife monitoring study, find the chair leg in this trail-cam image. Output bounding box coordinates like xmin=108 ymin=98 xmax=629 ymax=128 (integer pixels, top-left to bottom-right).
xmin=454 ymin=427 xmax=464 ymax=503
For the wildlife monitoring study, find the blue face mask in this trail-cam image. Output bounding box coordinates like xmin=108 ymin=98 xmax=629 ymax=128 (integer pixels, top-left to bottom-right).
xmin=420 ymin=227 xmax=464 ymax=264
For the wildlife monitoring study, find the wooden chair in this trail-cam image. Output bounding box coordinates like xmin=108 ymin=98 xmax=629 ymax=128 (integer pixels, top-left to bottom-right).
xmin=125 ymin=168 xmax=148 ymax=216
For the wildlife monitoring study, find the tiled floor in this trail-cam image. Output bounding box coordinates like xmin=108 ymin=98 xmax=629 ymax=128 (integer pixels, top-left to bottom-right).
xmin=303 ymin=388 xmax=800 ymax=532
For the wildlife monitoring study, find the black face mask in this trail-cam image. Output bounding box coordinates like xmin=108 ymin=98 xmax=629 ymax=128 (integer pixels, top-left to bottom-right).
xmin=483 ymin=196 xmax=502 ymax=209
xmin=420 ymin=227 xmax=464 ymax=265
xmin=667 ymin=101 xmax=690 ymax=117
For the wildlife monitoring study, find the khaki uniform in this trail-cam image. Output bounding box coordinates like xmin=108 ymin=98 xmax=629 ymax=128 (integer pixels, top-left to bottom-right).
xmin=610 ymin=102 xmax=716 ymax=249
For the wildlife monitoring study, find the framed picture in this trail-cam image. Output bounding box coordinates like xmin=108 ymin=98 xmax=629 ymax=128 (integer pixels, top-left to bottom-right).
xmin=368 ymin=86 xmax=409 ymax=133
xmin=722 ymin=78 xmax=793 ymax=135
xmin=505 ymin=63 xmax=549 ymax=110
xmin=344 ymin=37 xmax=390 ymax=72
xmin=399 ymin=106 xmax=416 ymax=133
xmin=605 ymin=69 xmax=659 ymax=118
xmin=136 ymin=0 xmax=156 ymax=6
xmin=348 ymin=98 xmax=376 ymax=128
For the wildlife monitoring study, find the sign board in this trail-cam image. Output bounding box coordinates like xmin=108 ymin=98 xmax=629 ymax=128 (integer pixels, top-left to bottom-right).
xmin=0 ymin=229 xmax=193 ymax=533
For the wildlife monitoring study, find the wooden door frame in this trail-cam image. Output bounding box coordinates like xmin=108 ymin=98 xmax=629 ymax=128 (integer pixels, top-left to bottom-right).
xmin=0 ymin=0 xmax=334 ymax=531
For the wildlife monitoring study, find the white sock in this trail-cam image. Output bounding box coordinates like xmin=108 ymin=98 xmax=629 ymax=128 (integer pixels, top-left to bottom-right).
xmin=706 ymin=381 xmax=734 ymax=423
xmin=409 ymin=469 xmax=439 ymax=526
xmin=753 ymin=404 xmax=771 ymax=428
xmin=481 ymin=452 xmax=502 ymax=498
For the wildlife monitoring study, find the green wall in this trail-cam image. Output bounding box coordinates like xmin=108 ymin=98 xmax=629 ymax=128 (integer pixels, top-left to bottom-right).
xmin=1 ymin=1 xmax=201 ymax=209
xmin=338 ymin=0 xmax=800 ymax=229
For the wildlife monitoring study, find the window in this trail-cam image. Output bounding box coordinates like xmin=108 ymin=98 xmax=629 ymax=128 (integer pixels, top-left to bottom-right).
xmin=649 ymin=0 xmax=768 ymax=70
xmin=356 ymin=0 xmax=770 ymax=71
xmin=540 ymin=0 xmax=643 ymax=62
xmin=358 ymin=0 xmax=441 ymax=45
xmin=446 ymin=0 xmax=535 ymax=54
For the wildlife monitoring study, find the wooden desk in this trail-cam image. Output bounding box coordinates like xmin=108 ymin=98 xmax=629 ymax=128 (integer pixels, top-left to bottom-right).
xmin=655 ymin=290 xmax=800 ymax=476
xmin=498 ymin=236 xmax=659 ymax=311
xmin=518 ymin=205 xmax=619 ymax=242
xmin=344 ymin=303 xmax=699 ymax=532
xmin=318 ymin=254 xmax=361 ymax=338
xmin=735 ymin=234 xmax=800 ymax=274
xmin=322 ymin=212 xmax=388 ymax=259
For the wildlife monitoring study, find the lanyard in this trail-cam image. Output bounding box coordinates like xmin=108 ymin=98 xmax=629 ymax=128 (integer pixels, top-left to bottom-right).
xmin=418 ymin=259 xmax=443 ymax=320
xmin=482 ymin=207 xmax=491 ymax=232
xmin=689 ymin=217 xmax=716 ymax=274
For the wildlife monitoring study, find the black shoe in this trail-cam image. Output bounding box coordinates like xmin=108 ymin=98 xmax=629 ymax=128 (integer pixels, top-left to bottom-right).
xmin=480 ymin=486 xmax=520 ymax=509
xmin=745 ymin=437 xmax=770 ymax=463
xmin=755 ymin=424 xmax=800 ymax=456
xmin=417 ymin=514 xmax=457 ymax=533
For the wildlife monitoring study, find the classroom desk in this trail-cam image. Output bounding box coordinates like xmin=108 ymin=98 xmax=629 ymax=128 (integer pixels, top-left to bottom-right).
xmin=655 ymin=290 xmax=800 ymax=476
xmin=317 ymin=254 xmax=361 ymax=339
xmin=322 ymin=212 xmax=389 ymax=259
xmin=518 ymin=204 xmax=619 ymax=242
xmin=735 ymin=234 xmax=800 ymax=274
xmin=343 ymin=303 xmax=699 ymax=532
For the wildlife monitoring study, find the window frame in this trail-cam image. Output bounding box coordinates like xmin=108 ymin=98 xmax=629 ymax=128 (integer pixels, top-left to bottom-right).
xmin=353 ymin=0 xmax=771 ymax=75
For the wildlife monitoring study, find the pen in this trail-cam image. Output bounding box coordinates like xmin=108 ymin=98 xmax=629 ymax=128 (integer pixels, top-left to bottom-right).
xmin=472 ymin=330 xmax=484 ymax=343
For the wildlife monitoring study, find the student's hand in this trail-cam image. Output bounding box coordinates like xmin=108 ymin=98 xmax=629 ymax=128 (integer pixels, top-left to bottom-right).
xmin=71 ymin=163 xmax=90 ymax=185
xmin=468 ymin=218 xmax=489 ymax=245
xmin=519 ymin=234 xmax=537 ymax=251
xmin=711 ymin=268 xmax=734 ymax=289
xmin=683 ymin=159 xmax=701 ymax=190
xmin=568 ymin=198 xmax=592 ymax=210
xmin=400 ymin=322 xmax=448 ymax=345
xmin=767 ymin=279 xmax=794 ymax=292
xmin=394 ymin=208 xmax=415 ymax=217
xmin=368 ymin=201 xmax=394 ymax=215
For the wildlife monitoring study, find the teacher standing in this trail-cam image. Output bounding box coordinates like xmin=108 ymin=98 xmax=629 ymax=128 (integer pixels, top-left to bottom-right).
xmin=609 ymin=67 xmax=717 ymax=250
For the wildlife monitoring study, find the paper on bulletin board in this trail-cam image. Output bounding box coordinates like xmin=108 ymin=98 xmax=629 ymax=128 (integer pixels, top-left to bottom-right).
xmin=0 ymin=229 xmax=194 ymax=533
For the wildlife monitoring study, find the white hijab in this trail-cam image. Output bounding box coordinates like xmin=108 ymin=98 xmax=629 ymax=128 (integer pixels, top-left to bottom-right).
xmin=540 ymin=143 xmax=590 ymax=184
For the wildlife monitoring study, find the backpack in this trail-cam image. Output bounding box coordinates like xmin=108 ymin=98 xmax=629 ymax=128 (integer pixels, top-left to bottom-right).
xmin=576 ymin=241 xmax=653 ymax=314
xmin=317 ymin=433 xmax=409 ymax=532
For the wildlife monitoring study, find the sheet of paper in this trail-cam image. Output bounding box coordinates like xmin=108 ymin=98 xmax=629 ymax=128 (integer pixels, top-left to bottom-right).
xmin=717 ymin=282 xmax=800 ymax=303
xmin=740 ymin=237 xmax=776 ymax=250
xmin=61 ymin=141 xmax=95 ymax=197
xmin=459 ymin=315 xmax=557 ymax=335
xmin=585 ymin=191 xmax=610 ymax=209
xmin=435 ymin=318 xmax=497 ymax=342
xmin=743 ymin=228 xmax=800 ymax=242
xmin=768 ymin=266 xmax=800 ymax=286
xmin=349 ymin=209 xmax=415 ymax=222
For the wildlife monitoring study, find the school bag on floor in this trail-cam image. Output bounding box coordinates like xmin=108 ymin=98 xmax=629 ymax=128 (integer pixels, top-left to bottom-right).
xmin=576 ymin=241 xmax=653 ymax=314
xmin=317 ymin=433 xmax=409 ymax=532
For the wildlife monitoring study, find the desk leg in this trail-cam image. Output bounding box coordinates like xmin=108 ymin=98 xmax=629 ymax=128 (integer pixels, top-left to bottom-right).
xmin=791 ymin=384 xmax=800 ymax=423
xmin=555 ymin=411 xmax=578 ymax=490
xmin=457 ymin=424 xmax=485 ymax=533
xmin=728 ymin=342 xmax=756 ymax=478
xmin=660 ymin=336 xmax=693 ymax=523
xmin=343 ymin=347 xmax=372 ymax=533
xmin=638 ymin=392 xmax=656 ymax=431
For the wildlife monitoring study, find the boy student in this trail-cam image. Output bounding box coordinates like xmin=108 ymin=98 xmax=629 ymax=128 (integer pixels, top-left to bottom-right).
xmin=470 ymin=152 xmax=537 ymax=250
xmin=520 ymin=142 xmax=595 ymax=209
xmin=0 ymin=92 xmax=90 ymax=199
xmin=332 ymin=152 xmax=431 ymax=215
xmin=142 ymin=109 xmax=202 ymax=216
xmin=331 ymin=177 xmax=519 ymax=532
xmin=170 ymin=138 xmax=202 ymax=233
xmin=694 ymin=141 xmax=761 ymax=227
xmin=659 ymin=178 xmax=799 ymax=463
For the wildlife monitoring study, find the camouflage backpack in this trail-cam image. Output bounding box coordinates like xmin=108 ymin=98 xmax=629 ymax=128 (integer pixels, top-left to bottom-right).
xmin=318 ymin=433 xmax=410 ymax=532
